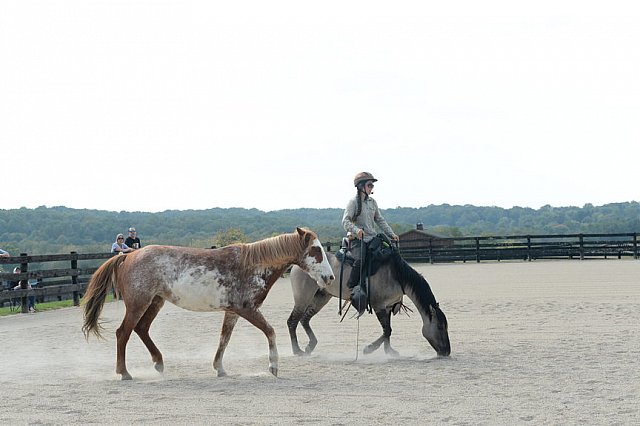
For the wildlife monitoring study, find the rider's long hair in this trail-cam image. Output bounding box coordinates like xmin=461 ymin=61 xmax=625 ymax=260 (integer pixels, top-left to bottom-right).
xmin=352 ymin=184 xmax=367 ymax=221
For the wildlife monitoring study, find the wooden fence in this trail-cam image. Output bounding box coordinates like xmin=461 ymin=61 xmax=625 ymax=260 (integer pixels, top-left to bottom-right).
xmin=2 ymin=232 xmax=639 ymax=313
xmin=0 ymin=252 xmax=115 ymax=313
xmin=325 ymin=232 xmax=640 ymax=263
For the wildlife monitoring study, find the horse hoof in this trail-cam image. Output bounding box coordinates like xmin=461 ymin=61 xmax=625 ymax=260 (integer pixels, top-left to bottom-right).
xmin=292 ymin=348 xmax=305 ymax=356
xmin=363 ymin=345 xmax=376 ymax=355
xmin=217 ymin=370 xmax=227 ymax=377
xmin=269 ymin=367 xmax=278 ymax=377
xmin=155 ymin=362 xmax=164 ymax=373
xmin=385 ymin=348 xmax=400 ymax=358
xmin=304 ymin=346 xmax=315 ymax=355
xmin=120 ymin=373 xmax=133 ymax=381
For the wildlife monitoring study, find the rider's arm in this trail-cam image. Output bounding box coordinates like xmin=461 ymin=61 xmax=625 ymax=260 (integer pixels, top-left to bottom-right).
xmin=342 ymin=198 xmax=362 ymax=237
xmin=372 ymin=199 xmax=398 ymax=240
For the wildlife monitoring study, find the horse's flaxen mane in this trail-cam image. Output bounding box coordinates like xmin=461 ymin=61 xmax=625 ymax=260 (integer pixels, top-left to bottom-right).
xmin=239 ymin=229 xmax=316 ymax=268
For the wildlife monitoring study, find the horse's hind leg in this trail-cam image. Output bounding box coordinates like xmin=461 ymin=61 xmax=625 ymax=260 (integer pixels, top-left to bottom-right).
xmin=116 ymin=297 xmax=157 ymax=380
xmin=287 ymin=306 xmax=306 ymax=356
xmin=287 ymin=290 xmax=331 ymax=356
xmin=363 ymin=309 xmax=399 ymax=357
xmin=134 ymin=296 xmax=165 ymax=373
xmin=213 ymin=311 xmax=239 ymax=377
xmin=115 ymin=312 xmax=141 ymax=380
xmin=300 ymin=290 xmax=332 ymax=354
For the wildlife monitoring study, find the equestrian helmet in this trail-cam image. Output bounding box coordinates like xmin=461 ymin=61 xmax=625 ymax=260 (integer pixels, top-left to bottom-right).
xmin=353 ymin=171 xmax=377 ymax=187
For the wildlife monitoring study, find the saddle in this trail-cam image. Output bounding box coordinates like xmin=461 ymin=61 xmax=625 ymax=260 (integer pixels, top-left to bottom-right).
xmin=336 ymin=233 xmax=396 ymax=278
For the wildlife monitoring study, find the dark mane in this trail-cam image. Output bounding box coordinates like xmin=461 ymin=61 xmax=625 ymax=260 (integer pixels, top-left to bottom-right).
xmin=389 ymin=252 xmax=440 ymax=319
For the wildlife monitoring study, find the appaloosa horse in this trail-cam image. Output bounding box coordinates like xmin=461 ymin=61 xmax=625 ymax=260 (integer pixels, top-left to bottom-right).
xmin=288 ymin=250 xmax=450 ymax=357
xmin=82 ymin=227 xmax=334 ymax=380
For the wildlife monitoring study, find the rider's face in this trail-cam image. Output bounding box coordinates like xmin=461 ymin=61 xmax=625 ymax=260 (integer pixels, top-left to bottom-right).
xmin=364 ymin=181 xmax=374 ymax=195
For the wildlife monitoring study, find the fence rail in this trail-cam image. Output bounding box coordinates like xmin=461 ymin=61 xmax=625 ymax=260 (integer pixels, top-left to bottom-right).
xmin=0 ymin=252 xmax=115 ymax=313
xmin=2 ymin=232 xmax=639 ymax=313
xmin=324 ymin=232 xmax=640 ymax=263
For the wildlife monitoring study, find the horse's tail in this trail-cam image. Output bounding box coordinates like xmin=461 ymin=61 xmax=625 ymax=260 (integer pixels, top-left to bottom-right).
xmin=82 ymin=254 xmax=128 ymax=340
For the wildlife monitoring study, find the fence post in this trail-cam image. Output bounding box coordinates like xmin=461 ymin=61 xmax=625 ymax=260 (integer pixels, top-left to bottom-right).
xmin=71 ymin=251 xmax=80 ymax=306
xmin=634 ymin=233 xmax=638 ymax=260
xmin=579 ymin=234 xmax=584 ymax=260
xmin=428 ymin=239 xmax=433 ymax=264
xmin=527 ymin=236 xmax=532 ymax=261
xmin=19 ymin=253 xmax=29 ymax=313
xmin=475 ymin=237 xmax=480 ymax=263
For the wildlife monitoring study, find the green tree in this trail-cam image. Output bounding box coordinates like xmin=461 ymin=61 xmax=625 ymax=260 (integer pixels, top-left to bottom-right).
xmin=214 ymin=228 xmax=248 ymax=247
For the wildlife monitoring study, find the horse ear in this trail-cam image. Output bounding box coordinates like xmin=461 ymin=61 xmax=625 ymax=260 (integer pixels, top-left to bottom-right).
xmin=296 ymin=227 xmax=313 ymax=245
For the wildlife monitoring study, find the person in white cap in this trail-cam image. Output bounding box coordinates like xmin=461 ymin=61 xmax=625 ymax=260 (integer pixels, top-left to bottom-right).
xmin=125 ymin=227 xmax=142 ymax=249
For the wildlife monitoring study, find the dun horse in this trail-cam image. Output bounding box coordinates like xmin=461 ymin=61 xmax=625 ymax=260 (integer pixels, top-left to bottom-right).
xmin=288 ymin=251 xmax=450 ymax=357
xmin=82 ymin=227 xmax=334 ymax=380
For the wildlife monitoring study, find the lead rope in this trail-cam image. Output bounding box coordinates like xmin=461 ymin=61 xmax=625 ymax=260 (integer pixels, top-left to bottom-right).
xmin=355 ymin=237 xmax=365 ymax=361
xmin=355 ymin=316 xmax=360 ymax=361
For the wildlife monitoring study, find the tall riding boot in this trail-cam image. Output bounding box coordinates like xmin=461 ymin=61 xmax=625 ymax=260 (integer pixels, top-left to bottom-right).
xmin=347 ymin=261 xmax=367 ymax=316
xmin=347 ymin=260 xmax=361 ymax=289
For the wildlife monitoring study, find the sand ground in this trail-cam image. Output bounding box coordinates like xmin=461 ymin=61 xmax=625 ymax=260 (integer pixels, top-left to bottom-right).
xmin=1 ymin=260 xmax=639 ymax=425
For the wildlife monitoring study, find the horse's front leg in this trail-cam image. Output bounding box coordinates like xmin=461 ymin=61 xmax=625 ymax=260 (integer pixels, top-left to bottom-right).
xmin=363 ymin=309 xmax=399 ymax=357
xmin=213 ymin=311 xmax=239 ymax=377
xmin=237 ymin=308 xmax=278 ymax=377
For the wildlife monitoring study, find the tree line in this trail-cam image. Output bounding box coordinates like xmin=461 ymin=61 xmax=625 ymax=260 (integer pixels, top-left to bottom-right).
xmin=1 ymin=202 xmax=639 ymax=256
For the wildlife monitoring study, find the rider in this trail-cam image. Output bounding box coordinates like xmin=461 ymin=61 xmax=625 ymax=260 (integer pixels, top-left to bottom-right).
xmin=342 ymin=172 xmax=399 ymax=315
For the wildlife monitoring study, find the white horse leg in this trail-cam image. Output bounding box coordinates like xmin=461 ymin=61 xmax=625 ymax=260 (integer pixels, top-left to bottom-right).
xmin=213 ymin=311 xmax=239 ymax=377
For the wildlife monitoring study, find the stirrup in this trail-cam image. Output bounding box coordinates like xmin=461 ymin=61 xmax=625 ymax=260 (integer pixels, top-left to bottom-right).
xmin=351 ymin=286 xmax=367 ymax=317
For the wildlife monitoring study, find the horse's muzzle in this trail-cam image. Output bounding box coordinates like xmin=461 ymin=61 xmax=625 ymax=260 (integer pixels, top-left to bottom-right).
xmin=437 ymin=344 xmax=451 ymax=357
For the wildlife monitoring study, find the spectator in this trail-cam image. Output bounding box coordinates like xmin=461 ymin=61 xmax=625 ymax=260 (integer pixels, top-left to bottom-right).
xmin=124 ymin=227 xmax=142 ymax=249
xmin=0 ymin=248 xmax=10 ymax=257
xmin=111 ymin=234 xmax=133 ymax=254
xmin=12 ymin=266 xmax=36 ymax=312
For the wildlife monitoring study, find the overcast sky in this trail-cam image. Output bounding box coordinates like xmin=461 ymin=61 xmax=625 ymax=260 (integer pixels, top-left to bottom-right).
xmin=2 ymin=1 xmax=639 ymax=213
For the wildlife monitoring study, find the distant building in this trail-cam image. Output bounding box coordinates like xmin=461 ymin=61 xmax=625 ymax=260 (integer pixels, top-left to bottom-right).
xmin=398 ymin=223 xmax=454 ymax=248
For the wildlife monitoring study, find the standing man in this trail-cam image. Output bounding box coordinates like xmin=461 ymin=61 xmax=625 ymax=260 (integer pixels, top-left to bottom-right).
xmin=125 ymin=227 xmax=142 ymax=249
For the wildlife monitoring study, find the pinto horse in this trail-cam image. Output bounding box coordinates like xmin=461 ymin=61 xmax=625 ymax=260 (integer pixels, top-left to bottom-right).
xmin=288 ymin=250 xmax=450 ymax=357
xmin=82 ymin=227 xmax=334 ymax=380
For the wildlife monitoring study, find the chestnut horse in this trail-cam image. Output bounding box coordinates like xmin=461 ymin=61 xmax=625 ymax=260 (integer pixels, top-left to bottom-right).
xmin=82 ymin=227 xmax=334 ymax=380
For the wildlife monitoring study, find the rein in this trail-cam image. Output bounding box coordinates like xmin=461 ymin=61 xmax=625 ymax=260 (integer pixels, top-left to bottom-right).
xmin=338 ymin=257 xmax=345 ymax=316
